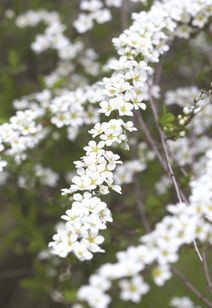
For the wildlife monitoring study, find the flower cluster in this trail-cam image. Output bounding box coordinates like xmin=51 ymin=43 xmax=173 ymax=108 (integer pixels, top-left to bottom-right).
xmin=49 ymin=192 xmax=112 ymax=260
xmin=155 ymin=175 xmax=171 ymax=195
xmin=16 ymin=10 xmax=83 ymax=60
xmin=170 ymin=296 xmax=202 ymax=308
xmin=99 ymin=59 xmax=151 ymax=116
xmin=167 ymin=135 xmax=212 ymax=167
xmin=45 ymin=48 xmax=101 ymax=88
xmin=113 ymin=141 xmax=155 ymax=185
xmin=75 ymin=146 xmax=212 ymax=307
xmin=50 ymin=84 xmax=101 ymax=140
xmin=18 ymin=164 xmax=59 ymax=189
xmin=74 ymin=0 xmax=111 ymax=33
xmin=0 ymin=109 xmax=46 ymax=166
xmin=114 ymin=160 xmax=146 ymax=185
xmin=0 ymin=81 xmax=103 ymax=171
xmin=73 ymin=0 xmax=149 ymax=33
xmin=165 ymin=86 xmax=211 ymax=135
xmin=49 ymin=119 xmax=138 ymax=259
xmin=119 ymin=275 xmax=149 ymax=303
xmin=113 ymin=0 xmax=212 ymax=62
xmin=16 ymin=10 xmax=102 ymax=89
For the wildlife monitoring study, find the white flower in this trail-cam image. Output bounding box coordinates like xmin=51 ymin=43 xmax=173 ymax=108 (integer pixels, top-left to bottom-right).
xmin=71 ymin=175 xmax=97 ymax=191
xmin=92 ymin=9 xmax=111 ymax=24
xmin=73 ymin=242 xmax=93 ymax=261
xmin=170 ymin=296 xmax=201 ymax=308
xmin=0 ymin=159 xmax=7 ymax=172
xmin=80 ymin=0 xmax=103 ymax=11
xmin=73 ymin=13 xmax=93 ymax=33
xmin=152 ymin=264 xmax=172 ymax=286
xmin=84 ymin=141 xmax=105 ymax=155
xmin=89 ymin=274 xmax=111 ymax=291
xmin=119 ymin=275 xmax=149 ymax=303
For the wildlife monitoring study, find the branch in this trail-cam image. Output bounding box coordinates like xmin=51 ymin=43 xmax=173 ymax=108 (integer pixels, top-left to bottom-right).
xmin=134 ymin=175 xmax=151 ymax=233
xmin=172 ymin=267 xmax=212 ymax=308
xmin=148 ymin=95 xmax=183 ymax=202
xmin=203 ymin=247 xmax=212 ymax=293
xmin=121 ymin=0 xmax=129 ymax=30
xmin=133 ymin=110 xmax=168 ymax=172
xmin=148 ymin=94 xmax=204 ymax=263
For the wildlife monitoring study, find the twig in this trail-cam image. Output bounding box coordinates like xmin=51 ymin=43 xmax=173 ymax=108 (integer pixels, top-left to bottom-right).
xmin=203 ymin=247 xmax=212 ymax=293
xmin=108 ymin=222 xmax=137 ymax=235
xmin=193 ymin=240 xmax=203 ymax=263
xmin=172 ymin=267 xmax=212 ymax=308
xmin=134 ymin=176 xmax=151 ymax=233
xmin=133 ymin=110 xmax=168 ymax=172
xmin=131 ymin=115 xmax=152 ymax=233
xmin=121 ymin=0 xmax=129 ymax=30
xmin=148 ymin=94 xmax=203 ymax=263
xmin=154 ymin=57 xmax=164 ymax=85
xmin=148 ymin=95 xmax=184 ymax=202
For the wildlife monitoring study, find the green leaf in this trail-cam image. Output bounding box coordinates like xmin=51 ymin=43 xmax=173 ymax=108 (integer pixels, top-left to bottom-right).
xmin=159 ymin=105 xmax=175 ymax=127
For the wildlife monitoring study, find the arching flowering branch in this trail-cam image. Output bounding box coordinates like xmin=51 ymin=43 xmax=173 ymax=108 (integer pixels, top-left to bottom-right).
xmin=48 ymin=0 xmax=212 ymax=263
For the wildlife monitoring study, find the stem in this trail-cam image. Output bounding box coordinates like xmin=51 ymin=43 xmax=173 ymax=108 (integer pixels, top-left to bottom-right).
xmin=130 ymin=117 xmax=152 ymax=233
xmin=134 ymin=175 xmax=151 ymax=233
xmin=121 ymin=0 xmax=129 ymax=30
xmin=148 ymin=96 xmax=183 ymax=202
xmin=193 ymin=240 xmax=203 ymax=263
xmin=203 ymin=247 xmax=212 ymax=293
xmin=172 ymin=267 xmax=212 ymax=308
xmin=108 ymin=222 xmax=137 ymax=236
xmin=133 ymin=110 xmax=168 ymax=172
xmin=148 ymin=94 xmax=203 ymax=262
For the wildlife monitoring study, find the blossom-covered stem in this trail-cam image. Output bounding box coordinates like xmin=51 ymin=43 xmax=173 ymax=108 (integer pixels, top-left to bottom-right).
xmin=172 ymin=267 xmax=212 ymax=308
xmin=134 ymin=176 xmax=151 ymax=233
xmin=133 ymin=110 xmax=167 ymax=172
xmin=203 ymin=247 xmax=212 ymax=293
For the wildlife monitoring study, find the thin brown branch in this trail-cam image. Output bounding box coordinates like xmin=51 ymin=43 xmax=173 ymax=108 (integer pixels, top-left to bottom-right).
xmin=108 ymin=222 xmax=137 ymax=236
xmin=134 ymin=176 xmax=151 ymax=233
xmin=172 ymin=267 xmax=212 ymax=308
xmin=133 ymin=110 xmax=168 ymax=172
xmin=120 ymin=0 xmax=129 ymax=30
xmin=203 ymin=247 xmax=212 ymax=293
xmin=131 ymin=115 xmax=152 ymax=233
xmin=148 ymin=95 xmax=184 ymax=202
xmin=148 ymin=93 xmax=205 ymax=263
